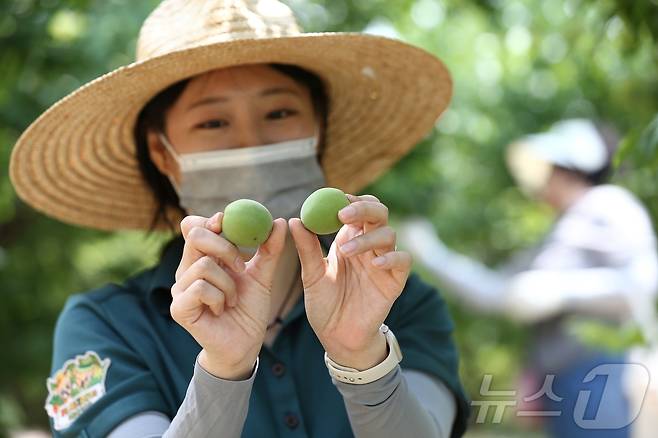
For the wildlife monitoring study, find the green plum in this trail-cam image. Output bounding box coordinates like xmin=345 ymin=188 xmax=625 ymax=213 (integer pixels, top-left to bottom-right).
xmin=222 ymin=199 xmax=273 ymax=247
xmin=301 ymin=187 xmax=350 ymax=235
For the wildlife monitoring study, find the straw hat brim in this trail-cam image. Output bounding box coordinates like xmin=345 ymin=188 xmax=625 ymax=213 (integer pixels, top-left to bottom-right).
xmin=9 ymin=33 xmax=452 ymax=231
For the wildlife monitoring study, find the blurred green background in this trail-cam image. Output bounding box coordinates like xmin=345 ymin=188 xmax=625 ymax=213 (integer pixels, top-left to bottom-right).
xmin=2 ymin=0 xmax=658 ymax=435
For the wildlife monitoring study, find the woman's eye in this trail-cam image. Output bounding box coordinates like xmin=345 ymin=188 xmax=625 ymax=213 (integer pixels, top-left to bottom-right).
xmin=197 ymin=119 xmax=228 ymax=129
xmin=267 ymin=109 xmax=298 ymax=120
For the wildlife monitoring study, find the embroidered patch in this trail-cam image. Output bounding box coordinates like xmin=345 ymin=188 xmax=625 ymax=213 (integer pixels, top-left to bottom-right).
xmin=45 ymin=351 xmax=111 ymax=431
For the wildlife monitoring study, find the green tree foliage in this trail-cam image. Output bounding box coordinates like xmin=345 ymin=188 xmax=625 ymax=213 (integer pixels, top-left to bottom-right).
xmin=1 ymin=0 xmax=658 ymax=433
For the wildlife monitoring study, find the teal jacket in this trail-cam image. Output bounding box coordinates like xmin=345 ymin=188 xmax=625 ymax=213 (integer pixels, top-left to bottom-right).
xmin=46 ymin=235 xmax=470 ymax=437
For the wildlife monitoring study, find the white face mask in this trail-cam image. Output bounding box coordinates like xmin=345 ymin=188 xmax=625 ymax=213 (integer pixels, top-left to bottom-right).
xmin=159 ymin=133 xmax=326 ymax=219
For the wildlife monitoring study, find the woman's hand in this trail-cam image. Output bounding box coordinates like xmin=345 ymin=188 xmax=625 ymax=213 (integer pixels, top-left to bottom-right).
xmin=170 ymin=213 xmax=286 ymax=380
xmin=289 ymin=194 xmax=412 ymax=370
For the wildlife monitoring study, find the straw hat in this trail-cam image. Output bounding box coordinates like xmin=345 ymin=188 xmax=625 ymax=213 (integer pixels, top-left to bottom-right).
xmin=9 ymin=0 xmax=452 ymax=231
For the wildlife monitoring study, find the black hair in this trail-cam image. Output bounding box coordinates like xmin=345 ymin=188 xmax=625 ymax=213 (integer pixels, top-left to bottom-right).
xmin=554 ymin=122 xmax=620 ymax=186
xmin=133 ymin=64 xmax=329 ymax=233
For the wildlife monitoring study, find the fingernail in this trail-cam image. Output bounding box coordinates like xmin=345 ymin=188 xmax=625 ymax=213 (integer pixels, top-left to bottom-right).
xmin=206 ymin=214 xmax=216 ymax=228
xmin=341 ymin=241 xmax=357 ymax=254
xmin=234 ymin=257 xmax=246 ymax=272
xmin=372 ymin=256 xmax=387 ymax=267
xmin=339 ymin=206 xmax=356 ymax=220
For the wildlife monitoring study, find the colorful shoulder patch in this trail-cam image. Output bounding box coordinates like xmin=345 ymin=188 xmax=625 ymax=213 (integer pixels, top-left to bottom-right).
xmin=45 ymin=351 xmax=111 ymax=431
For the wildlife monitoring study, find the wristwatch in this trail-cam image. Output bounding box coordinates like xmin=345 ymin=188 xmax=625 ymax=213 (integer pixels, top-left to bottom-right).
xmin=324 ymin=324 xmax=403 ymax=385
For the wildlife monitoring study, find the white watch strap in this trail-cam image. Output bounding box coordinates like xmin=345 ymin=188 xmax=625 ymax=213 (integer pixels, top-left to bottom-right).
xmin=324 ymin=324 xmax=403 ymax=385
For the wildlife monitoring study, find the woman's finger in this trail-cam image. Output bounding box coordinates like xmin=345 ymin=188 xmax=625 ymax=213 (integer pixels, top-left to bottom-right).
xmin=339 ymin=226 xmax=396 ymax=257
xmin=338 ymin=200 xmax=388 ymax=226
xmin=288 ymin=218 xmax=326 ymax=288
xmin=176 ymin=213 xmax=226 ymax=280
xmin=371 ymin=250 xmax=413 ymax=273
xmin=246 ymin=218 xmax=288 ymax=289
xmin=178 ymin=225 xmax=245 ymax=280
xmin=180 ymin=212 xmax=222 ymax=238
xmin=173 ymin=255 xmax=238 ymax=307
xmin=346 ymin=193 xmax=380 ymax=203
xmin=170 ymin=279 xmax=226 ymax=325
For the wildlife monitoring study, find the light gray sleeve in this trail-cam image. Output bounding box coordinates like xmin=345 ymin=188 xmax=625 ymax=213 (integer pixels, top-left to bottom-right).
xmin=107 ymin=411 xmax=170 ymax=438
xmin=106 ymin=356 xmax=258 ymax=438
xmin=333 ymin=365 xmax=457 ymax=438
xmin=107 ymin=360 xmax=456 ymax=438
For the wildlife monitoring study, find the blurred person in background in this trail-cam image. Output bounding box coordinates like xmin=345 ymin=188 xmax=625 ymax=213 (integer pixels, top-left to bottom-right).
xmin=401 ymin=119 xmax=658 ymax=438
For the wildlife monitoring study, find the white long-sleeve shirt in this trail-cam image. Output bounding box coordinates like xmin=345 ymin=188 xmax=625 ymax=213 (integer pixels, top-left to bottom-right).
xmin=401 ymin=184 xmax=658 ymax=333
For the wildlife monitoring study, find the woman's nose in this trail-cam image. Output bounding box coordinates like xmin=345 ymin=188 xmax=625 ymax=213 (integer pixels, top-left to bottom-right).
xmin=233 ymin=109 xmax=263 ymax=149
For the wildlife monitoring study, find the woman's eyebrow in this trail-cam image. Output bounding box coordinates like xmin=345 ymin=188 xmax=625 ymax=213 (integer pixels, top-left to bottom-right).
xmin=259 ymin=86 xmax=301 ymax=98
xmin=187 ymin=96 xmax=229 ymax=110
xmin=186 ymin=87 xmax=300 ymax=111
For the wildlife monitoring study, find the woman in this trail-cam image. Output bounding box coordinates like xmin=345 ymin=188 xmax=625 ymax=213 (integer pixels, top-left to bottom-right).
xmin=9 ymin=0 xmax=469 ymax=437
xmin=401 ymin=119 xmax=658 ymax=437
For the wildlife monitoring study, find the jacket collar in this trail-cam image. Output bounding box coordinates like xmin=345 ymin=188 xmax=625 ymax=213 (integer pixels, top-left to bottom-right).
xmin=147 ymin=235 xmax=184 ymax=315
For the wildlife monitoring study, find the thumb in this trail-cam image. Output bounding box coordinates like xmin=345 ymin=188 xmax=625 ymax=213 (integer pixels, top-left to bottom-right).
xmin=246 ymin=218 xmax=287 ymax=287
xmin=288 ymin=218 xmax=326 ymax=287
